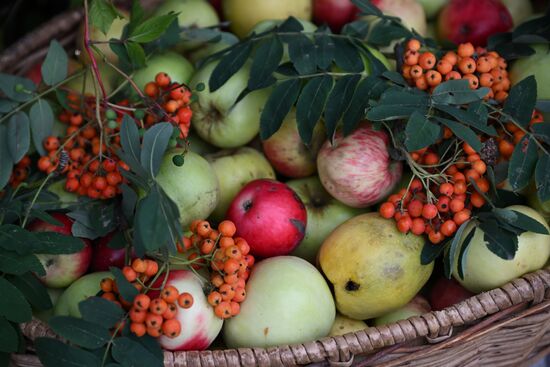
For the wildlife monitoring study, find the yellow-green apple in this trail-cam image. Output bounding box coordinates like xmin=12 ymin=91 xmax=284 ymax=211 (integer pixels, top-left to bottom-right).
xmin=369 ymin=0 xmax=427 ymax=35
xmin=187 ymin=130 xmax=218 ymax=156
xmin=65 ymin=59 xmax=119 ymax=96
xmin=46 ymin=180 xmax=79 ymax=208
xmin=319 ymin=213 xmax=433 ymax=319
xmin=416 ymin=0 xmax=448 ymax=19
xmin=428 ymin=277 xmax=474 ymax=311
xmin=226 ymin=179 xmax=307 ymax=258
xmin=437 ymin=0 xmax=513 ymax=46
xmin=286 ymin=176 xmax=363 ymax=263
xmin=328 ymin=312 xmax=368 ymax=336
xmin=261 ymin=109 xmax=325 ymax=178
xmin=90 ymin=232 xmax=134 ymax=272
xmin=132 ymin=52 xmax=194 ymax=93
xmin=501 ymin=0 xmax=533 ymax=26
xmin=190 ymin=61 xmax=270 ymax=148
xmin=223 ymin=0 xmax=313 ymax=39
xmin=28 ymin=213 xmax=92 ymax=289
xmin=149 ymin=270 xmax=223 ymax=350
xmin=154 ymin=0 xmax=219 ymax=50
xmin=313 ymin=0 xmax=359 ymax=32
xmin=54 ymin=271 xmax=112 ymax=317
xmin=155 ymin=149 xmax=220 ymax=228
xmin=78 ymin=13 xmax=129 ymax=64
xmin=453 ymin=205 xmax=550 ymax=293
xmin=187 ymin=32 xmax=239 ymax=65
xmin=224 ymin=256 xmax=335 ymax=347
xmin=206 ymin=147 xmax=276 ymax=223
xmin=510 ymin=44 xmax=550 ymax=101
xmin=33 ymin=288 xmax=64 ymax=323
xmin=317 ymin=122 xmax=402 ymax=208
xmin=372 ymin=295 xmax=431 ymax=326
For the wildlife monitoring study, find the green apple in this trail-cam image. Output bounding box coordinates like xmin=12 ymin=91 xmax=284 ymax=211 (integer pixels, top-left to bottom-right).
xmin=79 ymin=13 xmax=129 ymax=64
xmin=223 ymin=256 xmax=335 ymax=348
xmin=502 ymin=0 xmax=533 ymax=26
xmin=190 ymin=61 xmax=270 ymax=148
xmin=54 ymin=272 xmax=112 ymax=318
xmin=363 ymin=0 xmax=427 ymax=36
xmin=154 ymin=0 xmax=219 ymax=50
xmin=187 ymin=32 xmax=239 ymax=65
xmin=453 ymin=205 xmax=550 ymax=293
xmin=526 ymin=184 xmax=550 ymax=223
xmin=223 ymin=0 xmax=313 ymax=39
xmin=46 ymin=180 xmax=79 ymax=208
xmin=510 ymin=44 xmax=550 ymax=101
xmin=33 ymin=288 xmax=64 ymax=323
xmin=417 ymin=0 xmax=448 ymax=19
xmin=65 ymin=59 xmax=119 ymax=96
xmin=287 ymin=176 xmax=363 ymax=264
xmin=206 ymin=147 xmax=276 ymax=223
xmin=132 ymin=52 xmax=194 ymax=93
xmin=328 ymin=313 xmax=368 ymax=336
xmin=155 ymin=149 xmax=220 ymax=228
xmin=187 ymin=130 xmax=218 ymax=156
xmin=372 ymin=295 xmax=431 ymax=326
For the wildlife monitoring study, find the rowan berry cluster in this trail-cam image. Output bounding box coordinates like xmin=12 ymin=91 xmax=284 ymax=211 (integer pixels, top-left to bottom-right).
xmin=496 ymin=110 xmax=545 ymax=161
xmin=402 ymin=39 xmax=511 ymax=102
xmin=380 ymin=141 xmax=490 ymax=244
xmin=100 ymin=258 xmax=192 ymax=339
xmin=8 ymin=156 xmax=31 ymax=188
xmin=177 ymin=219 xmax=254 ymax=319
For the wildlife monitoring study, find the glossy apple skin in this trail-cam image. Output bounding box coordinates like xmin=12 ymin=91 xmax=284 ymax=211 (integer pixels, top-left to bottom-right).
xmin=28 ymin=213 xmax=92 ymax=288
xmin=149 ymin=270 xmax=223 ymax=351
xmin=428 ymin=277 xmax=474 ymax=311
xmin=91 ymin=232 xmax=132 ymax=272
xmin=313 ymin=0 xmax=358 ymax=32
xmin=317 ymin=122 xmax=402 ymax=208
xmin=227 ymin=179 xmax=307 ymax=258
xmin=437 ymin=0 xmax=513 ymax=46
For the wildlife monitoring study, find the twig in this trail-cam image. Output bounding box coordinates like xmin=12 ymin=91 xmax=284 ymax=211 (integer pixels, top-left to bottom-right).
xmin=83 ymin=0 xmax=107 ymax=100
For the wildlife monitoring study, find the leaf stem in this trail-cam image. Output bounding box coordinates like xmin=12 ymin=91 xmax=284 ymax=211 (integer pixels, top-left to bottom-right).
xmin=83 ymin=0 xmax=107 ymax=100
xmin=21 ymin=172 xmax=55 ymax=228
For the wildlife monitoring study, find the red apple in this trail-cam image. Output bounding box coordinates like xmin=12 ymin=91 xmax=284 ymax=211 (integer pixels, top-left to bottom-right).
xmin=316 ymin=122 xmax=402 ymax=208
xmin=226 ymin=179 xmax=307 ymax=258
xmin=25 ymin=62 xmax=42 ymax=86
xmin=437 ymin=0 xmax=513 ymax=47
xmin=209 ymin=0 xmax=223 ymax=18
xmin=28 ymin=213 xmax=92 ymax=288
xmin=149 ymin=270 xmax=223 ymax=351
xmin=428 ymin=277 xmax=475 ymax=311
xmin=313 ymin=0 xmax=359 ymax=32
xmin=90 ymin=232 xmax=131 ymax=272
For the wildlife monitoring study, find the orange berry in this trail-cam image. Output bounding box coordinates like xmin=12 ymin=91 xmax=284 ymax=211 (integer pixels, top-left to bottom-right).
xmin=235 ymin=238 xmax=250 ymax=255
xmin=70 ymin=114 xmax=83 ymax=126
xmin=214 ymin=301 xmax=232 ymax=319
xmin=230 ymin=301 xmax=240 ymax=316
xmin=411 ymin=218 xmax=426 ymax=235
xmin=122 ymin=266 xmax=137 ymax=282
xmin=479 ymin=73 xmax=494 ymax=88
xmin=495 ymin=91 xmax=508 ymax=103
xmin=418 ymin=52 xmax=436 ymax=70
xmin=450 ymin=198 xmax=465 ymax=213
xmin=439 ymin=182 xmax=454 ymax=196
xmin=102 ymin=292 xmax=117 ymax=302
xmin=144 ymin=82 xmax=158 ymax=97
xmin=498 ymin=139 xmax=514 ymax=157
xmin=149 ymin=298 xmax=168 ymax=315
xmin=407 ymin=199 xmax=424 ymax=218
xmin=467 ymin=154 xmax=481 ymax=163
xmin=129 ymin=308 xmax=147 ymax=323
xmin=436 ymin=60 xmax=452 ymax=75
xmin=196 ymin=220 xmax=212 ymax=237
xmin=144 ymin=260 xmax=159 ymax=277
xmin=155 ymin=72 xmax=171 ymax=88
xmin=470 ymin=192 xmax=486 ymax=208
xmin=207 ymin=291 xmax=222 ymax=307
xmin=397 ymin=216 xmax=412 ymax=233
xmin=476 ymin=56 xmax=492 ymax=73
xmin=513 ymin=130 xmax=526 ymax=145
xmin=161 ymin=285 xmax=179 ymax=304
xmin=200 ymin=238 xmax=215 ymax=254
xmin=457 ymin=42 xmax=475 ymax=58
xmin=219 ymin=284 xmax=235 ymax=302
xmin=415 ymin=75 xmax=428 ymax=90
xmin=379 ymin=202 xmax=396 ymax=219
xmin=164 ymin=100 xmax=179 ymax=114
xmin=162 ymin=303 xmax=178 ymax=320
xmin=423 ymin=152 xmax=439 ymax=166
xmin=462 ymin=142 xmax=476 ymax=155
xmin=442 ymin=51 xmax=458 ymax=65
xmin=462 ymin=74 xmax=479 ymax=89
xmin=211 ymin=273 xmax=224 ymax=288
xmin=402 ymin=65 xmax=412 ymax=79
xmin=133 ymin=294 xmax=151 ymax=311
xmin=410 ymin=178 xmax=423 ymax=193
xmin=437 ymin=196 xmax=450 ymax=213
xmin=232 ymin=287 xmax=246 ymax=303
xmin=425 ymin=70 xmax=442 ymax=87
xmin=37 ymin=156 xmax=52 ymax=172
xmin=224 ymin=258 xmax=240 ymax=275
xmin=458 ymin=57 xmax=476 ymax=74
xmin=443 ymin=127 xmax=453 ymax=139
xmin=130 ymin=322 xmax=147 ymax=337
xmin=445 ymin=71 xmax=462 ymax=81
xmin=465 ymin=169 xmax=480 ymax=181
xmin=454 ymin=209 xmax=471 ymax=226
xmin=218 ymin=220 xmax=237 ymax=237
xmin=406 ymin=38 xmax=421 ymax=52
xmin=145 ymin=312 xmax=163 ymax=329
xmin=410 ymin=65 xmax=423 ymax=79
xmin=64 ymin=177 xmax=81 ymax=193
xmin=177 ymin=292 xmax=194 ymax=309
xmin=475 ymin=177 xmax=490 ymax=193
xmin=162 ymin=319 xmax=181 ymax=338
xmin=472 ymin=160 xmax=487 ymax=175
xmin=131 ymin=259 xmax=147 ymax=274
xmin=224 ymin=273 xmax=239 ymax=285
xmin=428 ymin=231 xmax=445 ymax=244
xmin=146 ymin=326 xmax=161 ymax=338
xmin=404 ymin=50 xmax=420 ymax=66
xmin=100 ymin=278 xmax=113 ymax=292
xmin=422 ymin=204 xmax=438 ymax=220
xmin=440 ymin=220 xmax=457 ymax=237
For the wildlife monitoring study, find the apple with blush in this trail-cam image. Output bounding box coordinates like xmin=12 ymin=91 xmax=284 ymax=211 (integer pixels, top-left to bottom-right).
xmin=28 ymin=213 xmax=92 ymax=288
xmin=90 ymin=232 xmax=134 ymax=272
xmin=313 ymin=0 xmax=358 ymax=32
xmin=226 ymin=179 xmax=307 ymax=258
xmin=428 ymin=277 xmax=475 ymax=311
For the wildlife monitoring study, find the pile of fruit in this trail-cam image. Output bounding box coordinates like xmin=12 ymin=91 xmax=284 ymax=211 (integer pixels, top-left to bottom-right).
xmin=1 ymin=0 xmax=550 ymax=366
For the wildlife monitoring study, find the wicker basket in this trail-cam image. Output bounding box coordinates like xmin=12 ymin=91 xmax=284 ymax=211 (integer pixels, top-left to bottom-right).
xmin=2 ymin=5 xmax=550 ymax=367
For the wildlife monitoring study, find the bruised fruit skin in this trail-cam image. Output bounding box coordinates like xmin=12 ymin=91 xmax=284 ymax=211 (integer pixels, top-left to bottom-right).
xmin=227 ymin=179 xmax=307 ymax=258
xmin=437 ymin=0 xmax=513 ymax=46
xmin=319 ymin=213 xmax=433 ymax=320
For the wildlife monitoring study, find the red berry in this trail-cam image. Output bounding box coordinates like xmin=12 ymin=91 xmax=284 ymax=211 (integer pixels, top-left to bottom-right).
xmin=422 ymin=204 xmax=438 ymax=220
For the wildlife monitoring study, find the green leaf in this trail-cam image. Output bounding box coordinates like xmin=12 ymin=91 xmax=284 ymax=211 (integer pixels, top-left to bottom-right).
xmin=447 ymin=220 xmax=472 ymax=278
xmin=536 ymin=153 xmax=550 ymax=202
xmin=531 ymin=122 xmax=550 ymax=144
xmin=508 ymin=136 xmax=538 ymax=192
xmin=110 ymin=267 xmax=138 ymax=303
xmin=209 ymin=41 xmax=253 ymax=92
xmin=35 ymin=337 xmax=101 ymax=367
xmin=112 ymin=337 xmax=163 ymax=367
xmin=90 ymin=0 xmax=123 ymax=35
xmin=119 ymin=114 xmax=147 ymax=177
xmin=352 ymin=0 xmax=383 ymax=16
xmin=7 ymin=112 xmax=30 ymax=163
xmin=120 ymin=184 xmax=137 ymax=221
xmin=0 ymin=277 xmax=32 ymax=323
xmin=503 ymin=76 xmax=537 ymax=127
xmin=0 ymin=73 xmax=36 ymax=102
xmin=404 ymin=112 xmax=440 ymax=152
xmin=288 ymin=34 xmax=317 ymax=75
xmin=479 ymin=219 xmax=519 ymax=260
xmin=125 ymin=42 xmax=146 ymax=69
xmin=435 ymin=117 xmax=482 ymax=153
xmin=0 ymin=98 xmax=18 ymax=114
xmin=332 ymin=38 xmax=364 ymax=72
xmin=129 ymin=13 xmax=178 ymax=43
xmin=381 ymin=71 xmax=407 ymax=87
xmin=31 ymin=232 xmax=84 ymax=254
xmin=128 ymin=335 xmax=163 ymax=361
xmin=0 ymin=125 xmax=14 ymax=190
xmin=431 ymin=80 xmax=489 ymax=105
xmin=0 ymin=317 xmax=18 ymax=353
xmin=314 ymin=32 xmax=335 ymax=70
xmin=277 ymin=16 xmax=304 ymax=32
xmin=343 ymin=76 xmax=387 ymax=136
xmin=0 ymin=251 xmax=45 ymax=276
xmin=108 ymin=232 xmax=127 ymax=250
xmin=259 ymin=79 xmax=301 ymax=140
xmin=41 ymin=40 xmax=68 ymax=86
xmin=457 ymin=226 xmax=476 ymax=279
xmin=29 ymin=99 xmax=54 ymax=156
xmin=49 ymin=316 xmax=111 ymax=349
xmin=435 ymin=104 xmax=497 ymax=136
xmin=420 ymin=242 xmax=446 ymax=265
xmin=79 ymin=297 xmax=124 ymax=329
xmin=368 ymin=20 xmax=410 ymax=46
xmin=493 ymin=208 xmax=549 ymax=235
xmin=6 ymin=273 xmax=52 ymax=310
xmin=128 ymin=0 xmax=145 ymax=34
xmin=140 ymin=123 xmax=173 ymax=178
xmin=367 ymin=90 xmax=429 ymax=121
xmin=296 ymin=75 xmax=333 ymax=144
xmin=248 ymin=36 xmax=283 ymax=90
xmin=324 ymin=75 xmax=361 ymax=140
